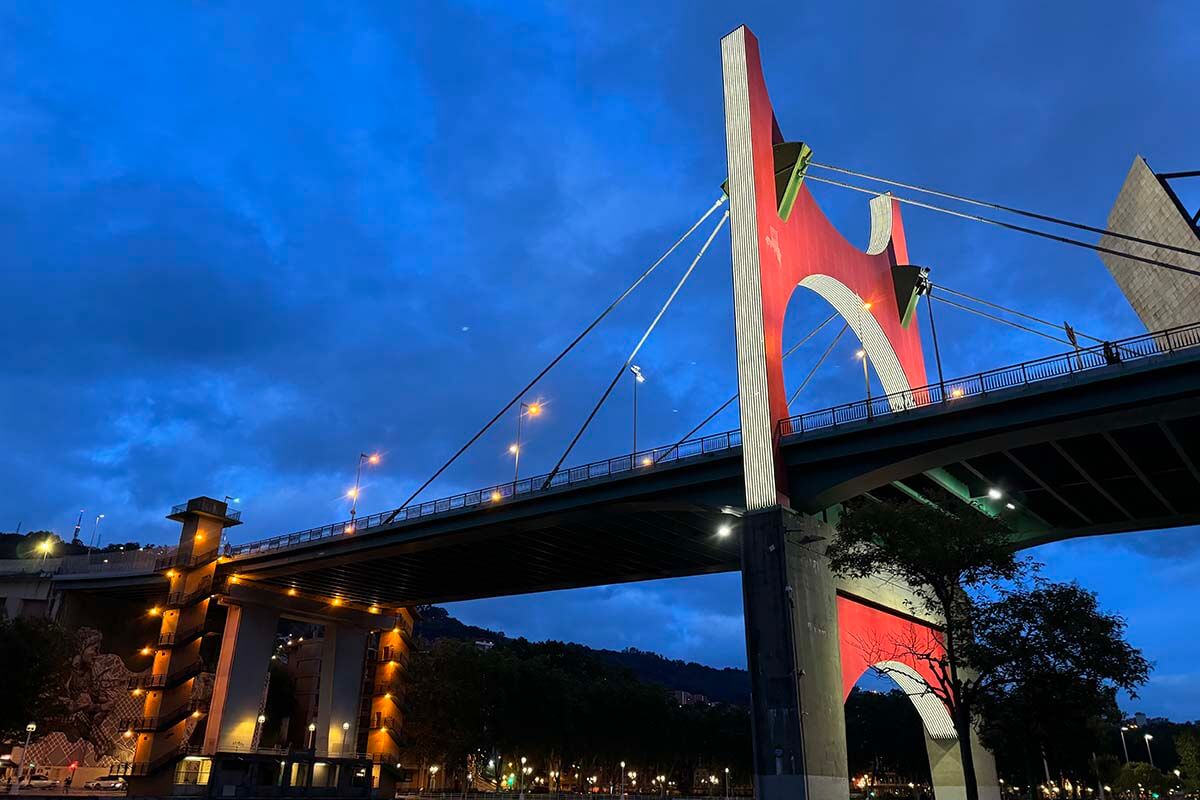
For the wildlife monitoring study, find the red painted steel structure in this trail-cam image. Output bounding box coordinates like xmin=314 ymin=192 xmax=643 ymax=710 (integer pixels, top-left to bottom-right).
xmin=735 ymin=29 xmax=927 ymax=434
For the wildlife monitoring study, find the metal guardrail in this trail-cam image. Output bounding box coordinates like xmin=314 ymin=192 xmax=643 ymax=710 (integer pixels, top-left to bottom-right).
xmin=171 ymin=497 xmax=242 ymax=522
xmin=229 ymin=428 xmax=743 ymax=557
xmin=779 ymin=320 xmax=1200 ymax=435
xmin=220 ymin=321 xmax=1199 ymax=561
xmin=56 ymin=547 xmax=172 ymax=575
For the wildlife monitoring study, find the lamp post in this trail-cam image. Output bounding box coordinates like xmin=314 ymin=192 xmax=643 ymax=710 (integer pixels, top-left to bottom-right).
xmin=512 ymin=401 xmax=542 ymax=482
xmin=620 ymin=761 xmax=626 ymax=799
xmin=307 ymin=722 xmax=316 ymax=751
xmin=724 ymin=767 xmax=730 ymax=800
xmin=519 ymin=756 xmax=527 ymax=799
xmin=1119 ymin=727 xmax=1131 ymax=763
xmin=630 ymin=365 xmax=645 ymax=456
xmin=349 ymin=453 xmax=381 ymax=523
xmin=38 ymin=539 xmax=53 ymax=563
xmin=252 ymin=715 xmax=266 ymax=750
xmin=341 ymin=721 xmax=351 ymax=757
xmin=428 ymin=764 xmax=439 ymax=791
xmin=15 ymin=722 xmax=36 ymax=790
xmin=89 ymin=514 xmax=105 ymax=549
xmin=1144 ymin=734 xmax=1155 ymax=767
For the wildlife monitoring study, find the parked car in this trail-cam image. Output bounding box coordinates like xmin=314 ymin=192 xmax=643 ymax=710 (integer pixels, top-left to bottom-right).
xmin=24 ymin=774 xmax=60 ymax=789
xmin=84 ymin=777 xmax=128 ymax=791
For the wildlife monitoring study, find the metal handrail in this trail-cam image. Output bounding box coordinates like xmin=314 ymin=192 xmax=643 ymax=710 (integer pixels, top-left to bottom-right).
xmin=226 ymin=321 xmax=1200 ymax=561
xmin=228 ymin=430 xmax=743 ymax=557
xmin=779 ymin=320 xmax=1200 ymax=436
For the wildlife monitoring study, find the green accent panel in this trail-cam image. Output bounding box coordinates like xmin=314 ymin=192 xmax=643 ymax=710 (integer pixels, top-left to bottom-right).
xmin=891 ymin=265 xmax=925 ymax=328
xmin=773 ymin=141 xmax=812 ymax=222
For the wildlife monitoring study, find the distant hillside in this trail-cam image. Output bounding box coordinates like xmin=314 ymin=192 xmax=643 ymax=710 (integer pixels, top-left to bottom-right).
xmin=414 ymin=605 xmax=751 ymax=706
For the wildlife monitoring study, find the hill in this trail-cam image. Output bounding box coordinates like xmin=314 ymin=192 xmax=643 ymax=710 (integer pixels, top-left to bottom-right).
xmin=413 ymin=605 xmax=751 ymax=706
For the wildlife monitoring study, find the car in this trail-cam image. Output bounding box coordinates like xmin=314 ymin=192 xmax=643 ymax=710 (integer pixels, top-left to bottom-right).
xmin=84 ymin=777 xmax=128 ymax=791
xmin=24 ymin=774 xmax=60 ymax=789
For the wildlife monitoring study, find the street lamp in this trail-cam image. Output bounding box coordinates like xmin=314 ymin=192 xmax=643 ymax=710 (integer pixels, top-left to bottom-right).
xmin=16 ymin=722 xmax=36 ymax=786
xmin=38 ymin=538 xmax=53 ymax=563
xmin=349 ymin=452 xmax=381 ymax=522
xmin=630 ymin=365 xmax=646 ymax=456
xmin=1119 ymin=726 xmax=1132 ymax=762
xmin=620 ymin=761 xmax=627 ymax=798
xmin=341 ymin=721 xmax=351 ymax=757
xmin=89 ymin=513 xmax=105 ymax=549
xmin=724 ymin=767 xmax=730 ymax=800
xmin=252 ymin=715 xmax=266 ymax=750
xmin=1144 ymin=733 xmax=1155 ymax=767
xmin=428 ymin=764 xmax=439 ymax=791
xmin=513 ymin=401 xmax=542 ymax=482
xmin=307 ymin=721 xmax=317 ymax=750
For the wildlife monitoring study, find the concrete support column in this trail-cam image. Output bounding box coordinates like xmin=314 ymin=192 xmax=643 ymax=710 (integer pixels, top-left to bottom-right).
xmin=316 ymin=623 xmax=368 ymax=756
xmin=925 ymin=727 xmax=1001 ymax=800
xmin=203 ymin=602 xmax=280 ymax=753
xmin=741 ymin=507 xmax=848 ymax=800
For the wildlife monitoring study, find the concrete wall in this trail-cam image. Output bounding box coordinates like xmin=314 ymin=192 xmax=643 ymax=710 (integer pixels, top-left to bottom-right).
xmin=1099 ymin=155 xmax=1200 ymax=331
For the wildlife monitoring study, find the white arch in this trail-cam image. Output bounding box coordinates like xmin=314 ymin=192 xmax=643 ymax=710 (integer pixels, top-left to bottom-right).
xmin=875 ymin=660 xmax=957 ymax=740
xmin=797 ymin=274 xmax=914 ymax=411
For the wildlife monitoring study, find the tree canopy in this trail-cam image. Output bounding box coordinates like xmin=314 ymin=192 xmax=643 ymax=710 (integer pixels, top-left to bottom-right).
xmin=0 ymin=617 xmax=74 ymax=740
xmin=401 ymin=637 xmax=750 ymax=793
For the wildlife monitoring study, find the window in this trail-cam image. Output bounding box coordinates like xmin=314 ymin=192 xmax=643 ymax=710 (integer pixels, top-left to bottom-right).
xmin=173 ymin=757 xmax=211 ymax=786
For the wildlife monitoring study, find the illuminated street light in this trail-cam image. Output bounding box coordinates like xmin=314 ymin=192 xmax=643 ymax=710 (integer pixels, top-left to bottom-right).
xmin=89 ymin=513 xmax=105 ymax=549
xmin=350 ymin=452 xmax=382 ymax=522
xmin=38 ymin=538 xmax=53 ymax=562
xmin=717 ymin=524 xmax=731 ymax=538
xmin=1144 ymin=733 xmax=1155 ymax=767
xmin=631 ymin=365 xmax=646 ymax=457
xmin=988 ymin=488 xmax=1003 ymax=500
xmin=513 ymin=400 xmax=543 ymax=482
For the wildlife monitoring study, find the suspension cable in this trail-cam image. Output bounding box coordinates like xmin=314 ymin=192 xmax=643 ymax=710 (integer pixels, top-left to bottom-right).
xmin=811 ymin=162 xmax=1200 ymax=260
xmin=788 ymin=323 xmax=849 ymax=407
xmin=805 ymin=174 xmax=1200 ymax=280
xmin=931 ymin=295 xmax=1073 ymax=345
xmin=386 ymin=195 xmax=728 ymax=520
xmin=654 ymin=312 xmax=839 ymax=463
xmin=542 ymin=210 xmax=730 ymax=489
xmin=934 ymin=284 xmax=1106 ymax=343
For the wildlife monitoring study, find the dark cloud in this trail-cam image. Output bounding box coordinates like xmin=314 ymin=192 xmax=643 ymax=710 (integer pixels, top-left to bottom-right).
xmin=1 ymin=0 xmax=1198 ymax=716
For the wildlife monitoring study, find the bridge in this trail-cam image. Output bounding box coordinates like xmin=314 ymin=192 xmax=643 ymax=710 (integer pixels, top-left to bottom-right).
xmin=5 ymin=22 xmax=1199 ymax=800
xmin=222 ymin=323 xmax=1200 ymax=607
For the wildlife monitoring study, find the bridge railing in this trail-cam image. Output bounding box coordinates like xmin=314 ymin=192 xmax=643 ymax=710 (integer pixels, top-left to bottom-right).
xmin=228 ymin=429 xmax=744 ymax=557
xmin=779 ymin=320 xmax=1200 ymax=436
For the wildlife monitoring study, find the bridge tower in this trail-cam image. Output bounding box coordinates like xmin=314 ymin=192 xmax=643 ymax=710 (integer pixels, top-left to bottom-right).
xmin=720 ymin=25 xmax=999 ymax=800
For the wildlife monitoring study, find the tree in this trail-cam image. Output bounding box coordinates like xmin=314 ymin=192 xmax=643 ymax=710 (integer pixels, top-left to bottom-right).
xmin=1113 ymin=761 xmax=1171 ymax=797
xmin=968 ymin=583 xmax=1149 ymax=797
xmin=0 ymin=617 xmax=74 ymax=740
xmin=829 ymin=497 xmax=1025 ymax=800
xmin=1176 ymin=730 xmax=1200 ymax=790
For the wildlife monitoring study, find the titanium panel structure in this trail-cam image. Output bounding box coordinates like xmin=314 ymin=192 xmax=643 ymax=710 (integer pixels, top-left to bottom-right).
xmin=721 ymin=26 xmax=927 ymax=511
xmin=1099 ymin=155 xmax=1200 ymax=332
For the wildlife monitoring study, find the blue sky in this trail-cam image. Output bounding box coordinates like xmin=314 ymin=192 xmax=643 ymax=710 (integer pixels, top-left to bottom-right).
xmin=2 ymin=3 xmax=1197 ymax=717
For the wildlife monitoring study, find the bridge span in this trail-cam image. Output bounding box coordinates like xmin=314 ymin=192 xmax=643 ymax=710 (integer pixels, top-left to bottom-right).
xmin=223 ymin=323 xmax=1200 ymax=608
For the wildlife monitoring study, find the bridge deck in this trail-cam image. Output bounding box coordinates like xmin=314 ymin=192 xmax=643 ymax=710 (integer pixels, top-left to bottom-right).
xmin=218 ymin=324 xmax=1200 ymax=608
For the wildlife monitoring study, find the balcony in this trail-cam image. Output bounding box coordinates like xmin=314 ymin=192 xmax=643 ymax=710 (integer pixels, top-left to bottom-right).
xmin=121 ymin=699 xmax=209 ymax=732
xmin=158 ymin=621 xmax=209 ymax=648
xmin=128 ymin=658 xmax=210 ymax=691
xmin=167 ymin=576 xmax=213 ymax=608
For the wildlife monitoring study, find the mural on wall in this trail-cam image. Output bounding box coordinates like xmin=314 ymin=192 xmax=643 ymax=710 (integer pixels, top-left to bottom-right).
xmin=25 ymin=627 xmax=142 ymax=768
